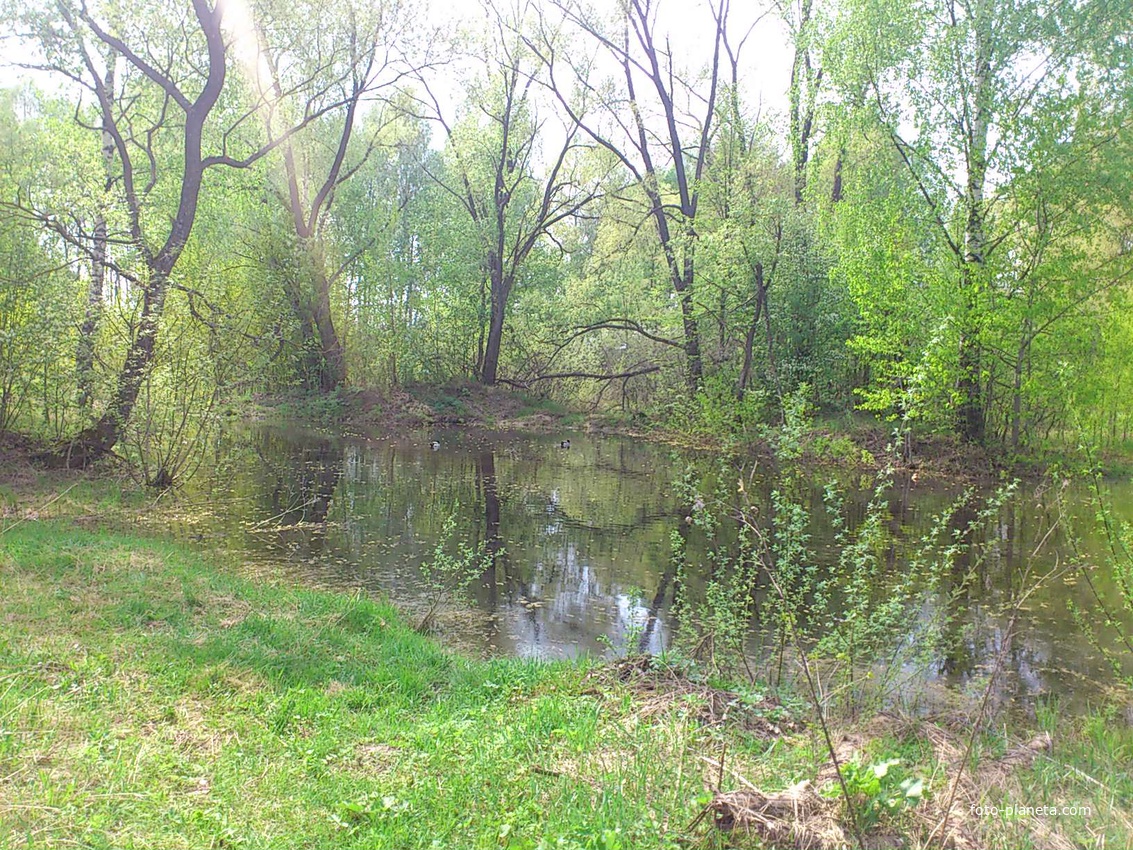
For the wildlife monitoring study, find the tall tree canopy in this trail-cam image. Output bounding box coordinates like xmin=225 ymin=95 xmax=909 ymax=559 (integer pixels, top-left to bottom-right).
xmin=0 ymin=0 xmax=1129 ymax=468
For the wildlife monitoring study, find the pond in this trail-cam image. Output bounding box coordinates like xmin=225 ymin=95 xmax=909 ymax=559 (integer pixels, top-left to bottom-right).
xmin=175 ymin=424 xmax=1133 ymax=712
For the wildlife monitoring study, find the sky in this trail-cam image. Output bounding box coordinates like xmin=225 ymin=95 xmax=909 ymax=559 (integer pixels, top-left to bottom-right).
xmin=0 ymin=0 xmax=797 ymax=142
xmin=433 ymin=0 xmax=796 ymax=115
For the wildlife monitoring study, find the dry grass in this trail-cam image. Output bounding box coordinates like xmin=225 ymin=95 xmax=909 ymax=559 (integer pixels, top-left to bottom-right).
xmin=678 ymin=704 xmax=1131 ymax=850
xmin=591 ymin=654 xmax=805 ymax=738
xmin=695 ymin=781 xmax=847 ymax=848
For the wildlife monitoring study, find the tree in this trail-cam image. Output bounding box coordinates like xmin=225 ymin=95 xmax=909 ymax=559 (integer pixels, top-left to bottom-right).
xmin=780 ymin=0 xmax=825 ymax=206
xmin=832 ymin=0 xmax=1133 ymax=443
xmin=74 ymin=51 xmax=114 ymax=411
xmin=0 ymin=89 xmax=85 ymax=437
xmin=334 ymin=113 xmax=440 ymax=388
xmin=414 ymin=0 xmax=599 ymax=386
xmin=548 ymin=0 xmax=734 ymax=394
xmin=8 ymin=0 xmax=347 ymax=464
xmin=984 ymin=129 xmax=1133 ymax=450
xmin=700 ymin=16 xmax=847 ymax=412
xmin=704 ymin=34 xmax=786 ymax=404
xmin=256 ymin=0 xmax=424 ymax=393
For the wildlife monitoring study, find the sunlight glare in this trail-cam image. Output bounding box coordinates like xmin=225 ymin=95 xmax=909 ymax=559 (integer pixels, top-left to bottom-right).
xmin=221 ymin=0 xmax=275 ymax=100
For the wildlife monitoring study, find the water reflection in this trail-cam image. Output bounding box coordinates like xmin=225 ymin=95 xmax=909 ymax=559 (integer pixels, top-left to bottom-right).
xmin=476 ymin=450 xmax=502 ymax=647
xmin=260 ymin=439 xmax=342 ymax=526
xmin=187 ymin=424 xmax=1133 ymax=709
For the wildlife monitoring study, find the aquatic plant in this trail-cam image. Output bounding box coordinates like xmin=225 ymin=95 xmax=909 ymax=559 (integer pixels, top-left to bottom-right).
xmin=417 ymin=507 xmax=489 ymax=633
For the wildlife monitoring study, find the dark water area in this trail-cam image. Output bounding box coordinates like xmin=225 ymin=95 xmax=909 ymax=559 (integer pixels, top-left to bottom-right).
xmin=177 ymin=424 xmax=1133 ymax=712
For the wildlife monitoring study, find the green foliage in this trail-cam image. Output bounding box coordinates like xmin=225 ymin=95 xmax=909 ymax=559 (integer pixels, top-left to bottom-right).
xmin=835 ymin=757 xmax=924 ymax=830
xmin=0 ymin=0 xmax=1131 ymax=463
xmin=0 ymin=90 xmax=85 ymax=438
xmin=768 ymin=383 xmax=814 ymax=461
xmin=417 ymin=508 xmax=489 ymax=632
xmin=827 ymin=0 xmax=1133 ymax=447
xmin=669 ymin=464 xmax=761 ymax=679
xmin=692 ymin=373 xmax=769 ymax=439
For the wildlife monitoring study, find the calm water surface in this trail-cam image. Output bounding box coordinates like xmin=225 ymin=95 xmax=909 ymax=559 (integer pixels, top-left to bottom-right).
xmin=177 ymin=424 xmax=1133 ymax=710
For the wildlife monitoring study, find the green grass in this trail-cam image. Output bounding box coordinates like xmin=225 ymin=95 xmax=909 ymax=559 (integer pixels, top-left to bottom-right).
xmin=0 ymin=521 xmax=732 ymax=849
xmin=1 ymin=487 xmax=1131 ymax=848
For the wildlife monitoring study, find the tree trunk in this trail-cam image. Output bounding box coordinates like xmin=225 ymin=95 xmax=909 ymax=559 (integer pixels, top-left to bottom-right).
xmin=956 ymin=317 xmax=985 ymax=443
xmin=76 ymin=76 xmax=116 ymax=410
xmin=277 ymin=239 xmax=345 ymax=394
xmin=763 ymin=278 xmax=779 ymax=396
xmin=41 ymin=0 xmax=227 ymax=467
xmin=736 ymin=263 xmax=765 ymax=401
xmin=678 ymin=287 xmax=703 ymax=394
xmin=310 ymin=259 xmax=346 ymax=393
xmin=957 ymin=6 xmax=992 ymax=445
xmin=1010 ymin=354 xmax=1023 ymax=452
xmin=788 ymin=0 xmax=818 ymax=206
xmin=480 ymin=269 xmax=510 ymax=386
xmin=1010 ymin=326 xmax=1031 ymax=452
xmin=957 ymin=157 xmax=988 ymax=443
xmin=75 ymin=214 xmax=106 ymax=409
xmin=57 ymin=271 xmax=171 ymax=466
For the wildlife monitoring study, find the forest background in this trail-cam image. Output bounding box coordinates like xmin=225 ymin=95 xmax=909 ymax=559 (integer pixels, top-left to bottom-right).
xmin=0 ymin=0 xmax=1131 ymax=480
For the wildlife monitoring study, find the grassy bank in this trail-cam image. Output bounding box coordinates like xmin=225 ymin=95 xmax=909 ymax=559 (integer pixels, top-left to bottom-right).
xmin=6 ymin=490 xmax=802 ymax=850
xmin=0 ymin=521 xmax=677 ymax=848
xmin=1 ymin=481 xmax=1131 ymax=848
